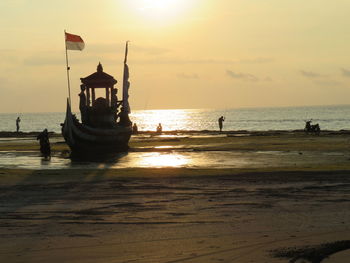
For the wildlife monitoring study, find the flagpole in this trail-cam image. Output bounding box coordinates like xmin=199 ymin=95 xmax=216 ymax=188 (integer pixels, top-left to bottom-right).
xmin=64 ymin=30 xmax=72 ymax=106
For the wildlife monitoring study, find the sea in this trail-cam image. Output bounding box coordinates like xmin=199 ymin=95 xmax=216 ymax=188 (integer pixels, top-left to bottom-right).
xmin=1 ymin=105 xmax=350 ymax=133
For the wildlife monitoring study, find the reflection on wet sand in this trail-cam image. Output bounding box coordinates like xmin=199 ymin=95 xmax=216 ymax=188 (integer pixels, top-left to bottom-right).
xmin=2 ymin=130 xmax=350 ymax=171
xmin=1 ymin=149 xmax=350 ymax=171
xmin=135 ymin=152 xmax=189 ymax=168
xmin=0 ymin=151 xmax=200 ymax=169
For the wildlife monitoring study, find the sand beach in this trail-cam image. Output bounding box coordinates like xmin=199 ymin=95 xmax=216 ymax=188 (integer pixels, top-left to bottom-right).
xmin=0 ymin=130 xmax=350 ymax=262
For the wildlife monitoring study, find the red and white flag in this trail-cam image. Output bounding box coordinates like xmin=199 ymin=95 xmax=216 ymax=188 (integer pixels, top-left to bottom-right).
xmin=65 ymin=32 xmax=85 ymax=51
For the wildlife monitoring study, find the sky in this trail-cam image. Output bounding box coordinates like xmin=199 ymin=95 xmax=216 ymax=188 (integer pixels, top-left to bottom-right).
xmin=1 ymin=0 xmax=350 ymax=113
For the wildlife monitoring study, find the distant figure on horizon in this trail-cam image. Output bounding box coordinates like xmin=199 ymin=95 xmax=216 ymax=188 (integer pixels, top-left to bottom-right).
xmin=157 ymin=123 xmax=162 ymax=133
xmin=304 ymin=120 xmax=320 ymax=134
xmin=132 ymin=123 xmax=138 ymax=134
xmin=16 ymin=116 xmax=21 ymax=132
xmin=37 ymin=129 xmax=51 ymax=159
xmin=218 ymin=116 xmax=225 ymax=132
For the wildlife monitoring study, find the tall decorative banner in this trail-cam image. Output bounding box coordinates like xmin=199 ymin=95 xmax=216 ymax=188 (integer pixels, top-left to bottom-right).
xmin=122 ymin=41 xmax=131 ymax=113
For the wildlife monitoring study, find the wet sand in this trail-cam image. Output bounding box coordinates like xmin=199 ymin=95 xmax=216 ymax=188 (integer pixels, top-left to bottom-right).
xmin=0 ymin=131 xmax=350 ymax=262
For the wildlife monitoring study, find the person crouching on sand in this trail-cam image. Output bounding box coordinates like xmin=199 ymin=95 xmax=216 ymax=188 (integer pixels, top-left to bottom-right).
xmin=37 ymin=129 xmax=51 ymax=159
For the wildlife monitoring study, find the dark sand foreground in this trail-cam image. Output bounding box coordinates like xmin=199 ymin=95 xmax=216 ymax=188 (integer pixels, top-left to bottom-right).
xmin=0 ymin=131 xmax=350 ymax=262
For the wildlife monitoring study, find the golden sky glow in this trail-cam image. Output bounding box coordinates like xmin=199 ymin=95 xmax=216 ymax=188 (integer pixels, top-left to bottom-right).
xmin=1 ymin=0 xmax=350 ymax=113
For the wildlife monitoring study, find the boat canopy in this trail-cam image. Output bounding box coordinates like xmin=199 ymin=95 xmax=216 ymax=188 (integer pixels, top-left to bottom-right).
xmin=81 ymin=63 xmax=117 ymax=88
xmin=78 ymin=63 xmax=123 ymax=128
xmin=80 ymin=63 xmax=118 ymax=108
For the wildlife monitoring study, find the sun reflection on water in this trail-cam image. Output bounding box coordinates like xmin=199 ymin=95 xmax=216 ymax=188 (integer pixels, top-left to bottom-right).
xmin=131 ymin=109 xmax=196 ymax=131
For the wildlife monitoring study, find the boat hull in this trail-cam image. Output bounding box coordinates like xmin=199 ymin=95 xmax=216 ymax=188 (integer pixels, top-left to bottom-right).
xmin=62 ymin=100 xmax=132 ymax=157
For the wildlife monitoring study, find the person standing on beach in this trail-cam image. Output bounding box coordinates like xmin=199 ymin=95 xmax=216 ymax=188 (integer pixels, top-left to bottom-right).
xmin=16 ymin=116 xmax=21 ymax=132
xmin=132 ymin=123 xmax=138 ymax=134
xmin=218 ymin=116 xmax=225 ymax=132
xmin=157 ymin=123 xmax=162 ymax=133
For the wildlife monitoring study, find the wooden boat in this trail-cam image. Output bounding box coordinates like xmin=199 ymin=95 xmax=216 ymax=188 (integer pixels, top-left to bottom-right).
xmin=62 ymin=51 xmax=132 ymax=157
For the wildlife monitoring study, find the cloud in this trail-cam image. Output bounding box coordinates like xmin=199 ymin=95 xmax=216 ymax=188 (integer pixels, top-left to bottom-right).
xmin=300 ymin=70 xmax=327 ymax=78
xmin=239 ymin=57 xmax=274 ymax=64
xmin=177 ymin=73 xmax=199 ymax=79
xmin=0 ymin=49 xmax=16 ymax=54
xmin=341 ymin=68 xmax=350 ymax=77
xmin=133 ymin=58 xmax=231 ymax=64
xmin=0 ymin=77 xmax=9 ymax=86
xmin=314 ymin=80 xmax=342 ymax=87
xmin=132 ymin=57 xmax=273 ymax=65
xmin=0 ymin=49 xmax=20 ymax=65
xmin=300 ymin=70 xmax=341 ymax=86
xmin=226 ymin=70 xmax=259 ymax=82
xmin=0 ymin=77 xmax=12 ymax=95
xmin=22 ymin=53 xmax=111 ymax=66
xmin=86 ymin=43 xmax=124 ymax=53
xmin=132 ymin=45 xmax=170 ymax=55
xmin=87 ymin=43 xmax=171 ymax=55
xmin=23 ymin=56 xmax=63 ymax=66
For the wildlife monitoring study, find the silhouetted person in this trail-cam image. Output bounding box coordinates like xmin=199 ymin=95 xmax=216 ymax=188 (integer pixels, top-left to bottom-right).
xmin=111 ymin=88 xmax=119 ymax=121
xmin=218 ymin=116 xmax=225 ymax=132
xmin=37 ymin=129 xmax=51 ymax=159
xmin=157 ymin=123 xmax=162 ymax=133
xmin=79 ymin=84 xmax=87 ymax=124
xmin=111 ymin=88 xmax=118 ymax=110
xmin=118 ymin=107 xmax=132 ymax=126
xmin=16 ymin=116 xmax=21 ymax=132
xmin=132 ymin=123 xmax=138 ymax=134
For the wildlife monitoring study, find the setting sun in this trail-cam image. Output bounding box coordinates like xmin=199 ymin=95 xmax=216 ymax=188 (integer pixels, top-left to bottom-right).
xmin=127 ymin=0 xmax=190 ymax=22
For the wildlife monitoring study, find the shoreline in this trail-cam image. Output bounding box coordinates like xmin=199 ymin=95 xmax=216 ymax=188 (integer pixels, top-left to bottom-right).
xmin=2 ymin=129 xmax=350 ymax=137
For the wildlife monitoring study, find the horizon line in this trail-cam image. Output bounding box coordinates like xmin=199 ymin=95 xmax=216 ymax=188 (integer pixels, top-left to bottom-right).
xmin=2 ymin=103 xmax=350 ymax=114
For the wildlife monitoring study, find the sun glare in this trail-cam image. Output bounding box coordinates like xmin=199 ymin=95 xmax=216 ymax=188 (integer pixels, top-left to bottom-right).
xmin=128 ymin=0 xmax=190 ymax=23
